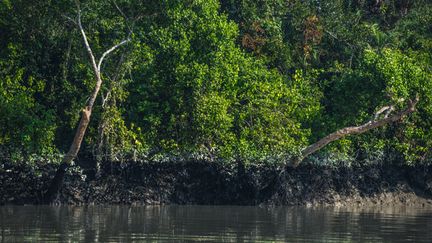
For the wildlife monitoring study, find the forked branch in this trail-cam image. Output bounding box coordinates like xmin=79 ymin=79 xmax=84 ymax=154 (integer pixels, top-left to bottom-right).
xmin=44 ymin=2 xmax=131 ymax=203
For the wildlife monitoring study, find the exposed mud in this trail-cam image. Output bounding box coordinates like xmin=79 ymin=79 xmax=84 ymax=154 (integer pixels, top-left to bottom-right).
xmin=1 ymin=160 xmax=432 ymax=206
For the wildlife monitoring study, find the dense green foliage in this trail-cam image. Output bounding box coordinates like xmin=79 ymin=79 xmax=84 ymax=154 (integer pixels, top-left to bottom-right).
xmin=1 ymin=0 xmax=431 ymax=165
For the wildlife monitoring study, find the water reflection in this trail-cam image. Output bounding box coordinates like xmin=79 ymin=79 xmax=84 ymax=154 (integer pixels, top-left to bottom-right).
xmin=1 ymin=205 xmax=431 ymax=242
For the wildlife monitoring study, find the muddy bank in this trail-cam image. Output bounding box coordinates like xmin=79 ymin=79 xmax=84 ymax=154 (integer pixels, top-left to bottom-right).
xmin=1 ymin=160 xmax=432 ymax=206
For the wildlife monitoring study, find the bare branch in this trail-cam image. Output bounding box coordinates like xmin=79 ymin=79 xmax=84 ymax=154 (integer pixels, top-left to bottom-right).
xmin=76 ymin=6 xmax=99 ymax=79
xmin=62 ymin=15 xmax=77 ymax=25
xmin=373 ymin=97 xmax=406 ymax=120
xmin=101 ymin=89 xmax=112 ymax=108
xmin=97 ymin=38 xmax=130 ymax=72
xmin=374 ymin=105 xmax=394 ymax=120
xmin=324 ymin=30 xmax=354 ymax=49
xmin=290 ymin=95 xmax=420 ymax=167
xmin=113 ymin=1 xmax=128 ymax=21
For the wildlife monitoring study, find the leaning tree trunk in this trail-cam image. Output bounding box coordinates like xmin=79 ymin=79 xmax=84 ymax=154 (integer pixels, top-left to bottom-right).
xmin=43 ymin=6 xmax=130 ymax=203
xmin=290 ymin=96 xmax=419 ymax=167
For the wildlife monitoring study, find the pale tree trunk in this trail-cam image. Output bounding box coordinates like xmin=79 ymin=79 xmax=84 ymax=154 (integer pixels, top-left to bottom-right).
xmin=44 ymin=4 xmax=130 ymax=203
xmin=290 ymin=96 xmax=419 ymax=167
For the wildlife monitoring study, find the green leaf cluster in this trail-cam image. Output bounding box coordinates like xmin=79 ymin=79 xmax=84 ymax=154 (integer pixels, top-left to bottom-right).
xmin=1 ymin=0 xmax=431 ymax=165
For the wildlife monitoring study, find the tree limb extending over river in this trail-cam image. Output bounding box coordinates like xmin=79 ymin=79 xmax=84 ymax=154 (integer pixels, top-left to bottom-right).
xmin=290 ymin=95 xmax=420 ymax=167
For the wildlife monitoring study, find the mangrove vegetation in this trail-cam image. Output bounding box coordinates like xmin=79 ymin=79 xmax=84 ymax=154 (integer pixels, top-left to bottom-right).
xmin=1 ymin=0 xmax=432 ymax=202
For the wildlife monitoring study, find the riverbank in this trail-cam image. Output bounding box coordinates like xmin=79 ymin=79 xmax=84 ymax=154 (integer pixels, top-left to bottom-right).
xmin=1 ymin=160 xmax=431 ymax=206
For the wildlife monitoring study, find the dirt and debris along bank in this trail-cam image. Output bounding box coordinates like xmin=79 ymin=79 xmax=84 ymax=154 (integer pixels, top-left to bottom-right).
xmin=1 ymin=160 xmax=432 ymax=206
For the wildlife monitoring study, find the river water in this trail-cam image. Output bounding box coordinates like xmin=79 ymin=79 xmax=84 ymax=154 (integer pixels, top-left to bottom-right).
xmin=0 ymin=205 xmax=431 ymax=242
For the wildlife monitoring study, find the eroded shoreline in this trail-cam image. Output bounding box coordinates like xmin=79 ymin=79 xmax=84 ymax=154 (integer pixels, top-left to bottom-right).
xmin=1 ymin=160 xmax=431 ymax=206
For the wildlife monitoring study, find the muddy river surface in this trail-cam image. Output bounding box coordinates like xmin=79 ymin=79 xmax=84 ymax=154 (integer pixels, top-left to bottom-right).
xmin=1 ymin=205 xmax=431 ymax=242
